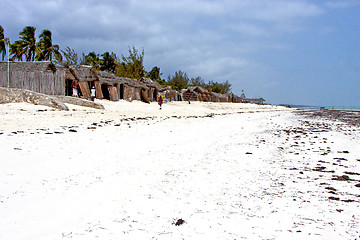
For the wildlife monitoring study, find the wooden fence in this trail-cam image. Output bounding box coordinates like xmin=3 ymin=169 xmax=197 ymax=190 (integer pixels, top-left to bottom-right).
xmin=0 ymin=71 xmax=65 ymax=95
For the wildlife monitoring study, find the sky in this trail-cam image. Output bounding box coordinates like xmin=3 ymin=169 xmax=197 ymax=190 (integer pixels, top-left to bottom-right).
xmin=1 ymin=0 xmax=360 ymax=106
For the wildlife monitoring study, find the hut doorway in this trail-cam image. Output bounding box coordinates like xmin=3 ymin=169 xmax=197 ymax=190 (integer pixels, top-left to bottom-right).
xmin=101 ymin=84 xmax=110 ymax=100
xmin=65 ymin=79 xmax=73 ymax=96
xmin=119 ymin=84 xmax=124 ymax=99
xmin=153 ymin=89 xmax=158 ymax=101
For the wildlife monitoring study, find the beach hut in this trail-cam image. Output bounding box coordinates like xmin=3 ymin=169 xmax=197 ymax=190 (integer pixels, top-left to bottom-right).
xmin=187 ymin=86 xmax=212 ymax=102
xmin=211 ymin=92 xmax=229 ymax=102
xmin=68 ymin=65 xmax=99 ymax=99
xmin=164 ymin=89 xmax=180 ymax=101
xmin=182 ymin=88 xmax=200 ymax=101
xmin=229 ymin=93 xmax=242 ymax=103
xmin=139 ymin=77 xmax=162 ymax=101
xmin=93 ymin=70 xmax=122 ymax=101
xmin=118 ymin=77 xmax=149 ymax=102
xmin=0 ymin=61 xmax=65 ymax=95
xmin=93 ymin=71 xmax=149 ymax=102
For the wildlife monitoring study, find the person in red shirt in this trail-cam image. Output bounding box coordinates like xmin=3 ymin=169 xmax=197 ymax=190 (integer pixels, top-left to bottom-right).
xmin=158 ymin=95 xmax=163 ymax=110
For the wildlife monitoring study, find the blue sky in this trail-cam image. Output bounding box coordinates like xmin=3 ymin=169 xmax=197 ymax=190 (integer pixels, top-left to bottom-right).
xmin=1 ymin=0 xmax=359 ymax=106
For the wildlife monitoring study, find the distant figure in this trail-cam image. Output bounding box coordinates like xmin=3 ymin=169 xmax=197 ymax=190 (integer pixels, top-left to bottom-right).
xmin=158 ymin=95 xmax=163 ymax=110
xmin=72 ymin=82 xmax=78 ymax=97
xmin=90 ymin=87 xmax=95 ymax=101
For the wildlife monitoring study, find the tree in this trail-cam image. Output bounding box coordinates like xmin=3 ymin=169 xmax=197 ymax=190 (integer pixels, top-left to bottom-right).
xmin=82 ymin=51 xmax=100 ymax=68
xmin=9 ymin=41 xmax=23 ymax=61
xmin=149 ymin=66 xmax=161 ymax=81
xmin=116 ymin=46 xmax=146 ymax=79
xmin=36 ymin=30 xmax=61 ymax=61
xmin=207 ymin=80 xmax=232 ymax=94
xmin=189 ymin=76 xmax=206 ymax=88
xmin=10 ymin=26 xmax=37 ymax=61
xmin=100 ymin=52 xmax=118 ymax=73
xmin=60 ymin=46 xmax=79 ymax=66
xmin=167 ymin=70 xmax=189 ymax=91
xmin=0 ymin=25 xmax=9 ymax=61
xmin=220 ymin=80 xmax=232 ymax=94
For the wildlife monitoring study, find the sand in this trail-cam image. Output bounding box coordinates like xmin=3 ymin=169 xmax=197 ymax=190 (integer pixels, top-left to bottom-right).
xmin=0 ymin=101 xmax=359 ymax=239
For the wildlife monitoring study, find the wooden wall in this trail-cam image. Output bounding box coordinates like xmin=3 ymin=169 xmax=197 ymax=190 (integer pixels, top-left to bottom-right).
xmin=0 ymin=71 xmax=65 ymax=95
xmin=123 ymin=85 xmax=135 ymax=101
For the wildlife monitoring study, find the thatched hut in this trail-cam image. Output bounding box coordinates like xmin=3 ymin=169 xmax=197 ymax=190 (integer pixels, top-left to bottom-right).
xmin=67 ymin=65 xmax=99 ymax=99
xmin=93 ymin=72 xmax=149 ymax=102
xmin=188 ymin=86 xmax=212 ymax=102
xmin=229 ymin=93 xmax=241 ymax=103
xmin=182 ymin=88 xmax=200 ymax=101
xmin=139 ymin=77 xmax=162 ymax=102
xmin=118 ymin=77 xmax=148 ymax=102
xmin=0 ymin=61 xmax=65 ymax=95
xmin=211 ymin=92 xmax=229 ymax=102
xmin=93 ymin=70 xmax=122 ymax=101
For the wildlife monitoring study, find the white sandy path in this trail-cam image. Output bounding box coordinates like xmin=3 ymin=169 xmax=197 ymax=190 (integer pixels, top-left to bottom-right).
xmin=0 ymin=103 xmax=359 ymax=239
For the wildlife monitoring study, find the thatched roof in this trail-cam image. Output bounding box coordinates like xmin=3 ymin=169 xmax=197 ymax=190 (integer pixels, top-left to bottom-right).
xmin=188 ymin=86 xmax=207 ymax=93
xmin=139 ymin=77 xmax=162 ymax=89
xmin=0 ymin=61 xmax=56 ymax=73
xmin=120 ymin=77 xmax=149 ymax=89
xmin=69 ymin=65 xmax=97 ymax=82
xmin=211 ymin=92 xmax=229 ymax=99
xmin=94 ymin=71 xmax=123 ymax=85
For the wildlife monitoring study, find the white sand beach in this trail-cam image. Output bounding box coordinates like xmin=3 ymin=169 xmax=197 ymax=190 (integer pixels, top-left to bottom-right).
xmin=0 ymin=101 xmax=359 ymax=239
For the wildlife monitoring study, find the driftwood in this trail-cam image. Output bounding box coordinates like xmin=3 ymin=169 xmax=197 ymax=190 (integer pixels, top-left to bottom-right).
xmin=0 ymin=87 xmax=69 ymax=110
xmin=56 ymin=96 xmax=105 ymax=109
xmin=0 ymin=87 xmax=105 ymax=110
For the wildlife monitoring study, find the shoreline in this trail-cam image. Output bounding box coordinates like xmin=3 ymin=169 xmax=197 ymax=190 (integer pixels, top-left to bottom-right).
xmin=0 ymin=101 xmax=359 ymax=239
xmin=295 ymin=109 xmax=360 ymax=127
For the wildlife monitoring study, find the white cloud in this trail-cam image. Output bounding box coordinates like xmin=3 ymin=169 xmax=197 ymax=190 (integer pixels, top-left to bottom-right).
xmin=2 ymin=0 xmax=359 ymax=105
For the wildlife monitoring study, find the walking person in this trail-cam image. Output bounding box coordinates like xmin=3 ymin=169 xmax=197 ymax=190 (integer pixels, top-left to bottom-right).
xmin=158 ymin=95 xmax=163 ymax=110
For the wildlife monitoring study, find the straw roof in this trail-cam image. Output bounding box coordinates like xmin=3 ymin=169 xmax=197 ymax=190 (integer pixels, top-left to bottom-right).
xmin=139 ymin=77 xmax=162 ymax=89
xmin=69 ymin=65 xmax=97 ymax=82
xmin=211 ymin=92 xmax=229 ymax=99
xmin=188 ymin=86 xmax=207 ymax=93
xmin=94 ymin=70 xmax=123 ymax=85
xmin=93 ymin=70 xmax=148 ymax=89
xmin=0 ymin=61 xmax=56 ymax=73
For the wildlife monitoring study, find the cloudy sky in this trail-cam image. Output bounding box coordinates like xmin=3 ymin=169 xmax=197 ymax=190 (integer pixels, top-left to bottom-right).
xmin=1 ymin=0 xmax=360 ymax=106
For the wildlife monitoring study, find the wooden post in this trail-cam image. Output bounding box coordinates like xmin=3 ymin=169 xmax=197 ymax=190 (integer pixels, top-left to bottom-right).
xmin=79 ymin=81 xmax=91 ymax=99
xmin=108 ymin=86 xmax=119 ymax=101
xmin=94 ymin=80 xmax=102 ymax=99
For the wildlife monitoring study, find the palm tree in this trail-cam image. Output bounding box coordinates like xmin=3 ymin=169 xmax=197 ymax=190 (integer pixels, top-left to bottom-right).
xmin=100 ymin=52 xmax=117 ymax=73
xmin=0 ymin=25 xmax=9 ymax=61
xmin=82 ymin=51 xmax=100 ymax=69
xmin=10 ymin=40 xmax=26 ymax=61
xmin=10 ymin=26 xmax=37 ymax=61
xmin=36 ymin=29 xmax=61 ymax=61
